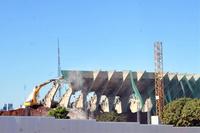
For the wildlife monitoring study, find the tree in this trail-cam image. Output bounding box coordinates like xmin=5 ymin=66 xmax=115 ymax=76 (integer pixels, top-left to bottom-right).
xmin=180 ymin=99 xmax=200 ymax=126
xmin=161 ymin=98 xmax=200 ymax=126
xmin=48 ymin=107 xmax=70 ymax=119
xmin=96 ymin=112 xmax=126 ymax=122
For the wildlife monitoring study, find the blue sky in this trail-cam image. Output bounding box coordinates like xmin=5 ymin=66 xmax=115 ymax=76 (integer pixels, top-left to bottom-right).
xmin=0 ymin=0 xmax=199 ymax=108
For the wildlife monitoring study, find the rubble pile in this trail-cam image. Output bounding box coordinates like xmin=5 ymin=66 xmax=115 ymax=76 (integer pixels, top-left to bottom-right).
xmin=0 ymin=106 xmax=49 ymax=116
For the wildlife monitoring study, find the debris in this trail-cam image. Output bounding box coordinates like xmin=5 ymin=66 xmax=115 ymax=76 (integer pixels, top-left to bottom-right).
xmin=0 ymin=106 xmax=49 ymax=116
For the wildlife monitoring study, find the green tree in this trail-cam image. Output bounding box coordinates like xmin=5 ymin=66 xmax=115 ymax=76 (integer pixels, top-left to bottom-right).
xmin=161 ymin=98 xmax=200 ymax=126
xmin=180 ymin=99 xmax=200 ymax=126
xmin=96 ymin=112 xmax=126 ymax=122
xmin=48 ymin=106 xmax=70 ymax=119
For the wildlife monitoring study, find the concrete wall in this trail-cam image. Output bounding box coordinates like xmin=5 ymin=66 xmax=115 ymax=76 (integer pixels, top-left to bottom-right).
xmin=0 ymin=116 xmax=200 ymax=133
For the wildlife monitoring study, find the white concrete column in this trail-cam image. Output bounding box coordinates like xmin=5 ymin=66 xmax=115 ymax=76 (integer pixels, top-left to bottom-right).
xmin=59 ymin=87 xmax=73 ymax=108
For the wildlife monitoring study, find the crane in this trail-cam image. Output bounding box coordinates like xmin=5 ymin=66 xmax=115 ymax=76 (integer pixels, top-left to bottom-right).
xmin=154 ymin=42 xmax=164 ymax=119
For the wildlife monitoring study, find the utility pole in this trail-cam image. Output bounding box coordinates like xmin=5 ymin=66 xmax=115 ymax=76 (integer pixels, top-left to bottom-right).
xmin=154 ymin=42 xmax=164 ymax=119
xmin=57 ymin=38 xmax=61 ymax=97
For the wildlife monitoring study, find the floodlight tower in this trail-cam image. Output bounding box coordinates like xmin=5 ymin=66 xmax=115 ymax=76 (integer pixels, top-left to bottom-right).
xmin=154 ymin=42 xmax=164 ymax=119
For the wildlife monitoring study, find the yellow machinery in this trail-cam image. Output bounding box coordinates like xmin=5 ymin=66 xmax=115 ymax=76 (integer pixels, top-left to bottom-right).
xmin=24 ymin=79 xmax=56 ymax=107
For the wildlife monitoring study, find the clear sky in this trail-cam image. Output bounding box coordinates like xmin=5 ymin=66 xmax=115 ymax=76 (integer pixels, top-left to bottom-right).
xmin=0 ymin=0 xmax=199 ymax=108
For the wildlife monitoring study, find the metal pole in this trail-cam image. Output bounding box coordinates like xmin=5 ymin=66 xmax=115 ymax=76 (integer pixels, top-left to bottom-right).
xmin=147 ymin=111 xmax=151 ymax=124
xmin=137 ymin=101 xmax=140 ymax=123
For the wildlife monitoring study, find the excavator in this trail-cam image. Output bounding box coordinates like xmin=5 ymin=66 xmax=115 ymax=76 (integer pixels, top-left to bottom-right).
xmin=24 ymin=78 xmax=62 ymax=108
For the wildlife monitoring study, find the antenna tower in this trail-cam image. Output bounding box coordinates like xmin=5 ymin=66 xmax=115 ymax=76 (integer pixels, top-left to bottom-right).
xmin=57 ymin=38 xmax=61 ymax=97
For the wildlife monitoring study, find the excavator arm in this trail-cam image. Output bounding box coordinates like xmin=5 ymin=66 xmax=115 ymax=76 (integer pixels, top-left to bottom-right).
xmin=24 ymin=79 xmax=56 ymax=107
xmin=34 ymin=80 xmax=56 ymax=96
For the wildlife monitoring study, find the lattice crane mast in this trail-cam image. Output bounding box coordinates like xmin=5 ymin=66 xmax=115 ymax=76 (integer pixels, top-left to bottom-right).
xmin=154 ymin=42 xmax=164 ymax=118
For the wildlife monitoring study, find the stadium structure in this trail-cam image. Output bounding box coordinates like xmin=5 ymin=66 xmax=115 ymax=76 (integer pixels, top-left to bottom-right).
xmin=57 ymin=70 xmax=200 ymax=114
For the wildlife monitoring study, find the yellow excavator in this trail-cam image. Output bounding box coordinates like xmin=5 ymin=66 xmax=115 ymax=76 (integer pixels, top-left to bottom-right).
xmin=24 ymin=79 xmax=56 ymax=107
